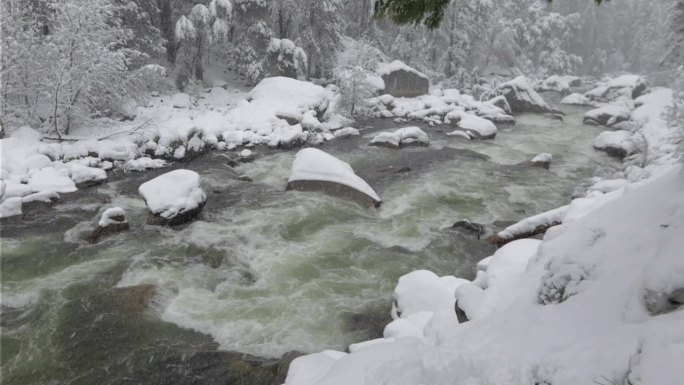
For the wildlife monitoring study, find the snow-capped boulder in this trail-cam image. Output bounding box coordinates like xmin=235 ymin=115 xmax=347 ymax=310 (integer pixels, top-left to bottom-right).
xmin=0 ymin=197 xmax=23 ymax=219
xmin=239 ymin=149 xmax=254 ymax=162
xmin=68 ymin=163 xmax=107 ymax=188
xmin=518 ymin=153 xmax=552 ymax=169
xmin=377 ymin=60 xmax=429 ymax=97
xmin=171 ymin=93 xmax=193 ymax=108
xmin=333 ymin=127 xmax=360 ymax=138
xmin=584 ymin=74 xmax=648 ymax=102
xmin=392 ymin=270 xmax=468 ymax=319
xmin=138 ymin=169 xmax=207 ymax=226
xmin=86 ymin=207 xmax=130 ymax=243
xmin=447 ymin=112 xmax=497 ymax=140
xmin=583 ymin=104 xmax=631 ymax=127
xmin=21 ymin=191 xmax=59 ymax=210
xmin=537 ymin=75 xmax=578 ymax=95
xmin=268 ymin=124 xmax=307 ymax=149
xmin=488 ymin=95 xmax=512 ymax=115
xmin=27 ymin=167 xmax=77 ymax=194
xmin=560 ymin=93 xmax=592 ymax=106
xmin=286 ymin=148 xmax=381 ymax=208
xmin=369 ymin=126 xmax=429 ymax=148
xmin=593 ymin=130 xmax=637 ymax=158
xmin=495 ymin=76 xmax=553 ymax=113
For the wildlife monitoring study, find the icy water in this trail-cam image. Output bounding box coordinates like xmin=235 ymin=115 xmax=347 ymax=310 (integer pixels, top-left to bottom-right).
xmin=1 ymin=98 xmax=617 ymax=384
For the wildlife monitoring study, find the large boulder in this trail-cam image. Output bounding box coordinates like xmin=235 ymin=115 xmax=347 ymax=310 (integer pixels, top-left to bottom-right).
xmin=495 ymin=76 xmax=553 ymax=113
xmin=139 ymin=169 xmax=207 ymax=226
xmin=286 ymin=148 xmax=381 ymax=208
xmin=377 ymin=60 xmax=429 ymax=97
xmin=536 ymin=75 xmax=579 ymax=95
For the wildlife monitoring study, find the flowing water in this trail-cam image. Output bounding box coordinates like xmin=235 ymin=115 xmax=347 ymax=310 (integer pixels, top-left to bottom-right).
xmin=0 ymin=98 xmax=618 ymax=384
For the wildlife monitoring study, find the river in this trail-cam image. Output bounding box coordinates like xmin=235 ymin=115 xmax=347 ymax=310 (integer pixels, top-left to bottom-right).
xmin=0 ymin=96 xmax=618 ymax=384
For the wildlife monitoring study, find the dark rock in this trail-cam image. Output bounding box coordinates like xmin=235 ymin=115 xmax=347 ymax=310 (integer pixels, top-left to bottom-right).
xmin=497 ymin=78 xmax=552 ymax=113
xmin=286 ymin=180 xmax=381 ymax=208
xmin=455 ymin=300 xmax=469 ymax=323
xmin=489 ymin=95 xmax=512 ymax=115
xmin=76 ymin=178 xmax=107 ymax=189
xmin=275 ymin=113 xmax=300 ymax=125
xmin=111 ymin=284 xmax=157 ymax=314
xmin=631 ymin=82 xmax=647 ymax=99
xmin=147 ymin=202 xmax=206 ymax=226
xmin=549 ymin=113 xmax=564 ymax=122
xmin=238 ymin=175 xmax=253 ymax=182
xmin=450 ymin=220 xmax=486 ymax=239
xmin=396 ymin=166 xmax=412 ymax=173
xmin=380 ymin=68 xmax=429 ymax=97
xmin=644 ymin=287 xmax=684 ymax=315
xmin=85 ymin=213 xmax=130 ymax=243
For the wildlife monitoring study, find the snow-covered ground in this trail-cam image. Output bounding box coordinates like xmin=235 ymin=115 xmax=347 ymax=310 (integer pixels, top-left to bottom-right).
xmin=284 ymin=78 xmax=684 ymax=384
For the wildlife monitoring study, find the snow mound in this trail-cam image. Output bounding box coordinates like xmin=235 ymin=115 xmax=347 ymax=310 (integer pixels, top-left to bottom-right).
xmin=27 ymin=167 xmax=77 ymax=194
xmin=67 ymin=163 xmax=107 ymax=185
xmin=138 ymin=169 xmax=207 ymax=220
xmin=287 ymin=148 xmax=381 ymax=207
xmin=171 ymin=93 xmax=193 ymax=108
xmin=370 ymin=126 xmax=429 ymax=148
xmin=0 ymin=197 xmax=23 ymax=218
xmin=125 ymin=157 xmax=166 ymax=171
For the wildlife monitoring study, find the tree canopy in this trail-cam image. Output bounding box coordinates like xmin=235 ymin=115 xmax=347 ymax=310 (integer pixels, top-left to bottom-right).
xmin=374 ymin=0 xmax=605 ymax=28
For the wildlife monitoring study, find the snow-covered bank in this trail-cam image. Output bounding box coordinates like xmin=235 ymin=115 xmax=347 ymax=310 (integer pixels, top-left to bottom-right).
xmin=284 ymin=80 xmax=684 ymax=384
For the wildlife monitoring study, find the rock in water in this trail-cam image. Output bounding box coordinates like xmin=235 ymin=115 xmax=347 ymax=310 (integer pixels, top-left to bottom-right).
xmin=593 ymin=130 xmax=637 ymax=159
xmin=286 ymin=148 xmax=382 ymax=208
xmin=370 ymin=126 xmax=429 ymax=148
xmin=583 ymin=105 xmax=631 ymax=127
xmin=518 ymin=153 xmax=552 ymax=169
xmin=447 ymin=112 xmax=497 ymax=140
xmin=495 ymin=76 xmax=553 ymax=113
xmin=139 ymin=169 xmax=207 ymax=226
xmin=86 ymin=207 xmax=130 ymax=243
xmin=377 ymin=60 xmax=429 ymax=97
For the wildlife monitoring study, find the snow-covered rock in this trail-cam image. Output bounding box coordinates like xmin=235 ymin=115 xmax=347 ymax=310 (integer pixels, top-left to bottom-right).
xmin=138 ymin=169 xmax=207 ymax=226
xmin=536 ymin=75 xmax=579 ymax=95
xmin=489 ymin=205 xmax=568 ymax=246
xmin=268 ymin=124 xmax=307 ymax=148
xmin=593 ymin=130 xmax=637 ymax=158
xmin=584 ymin=74 xmax=648 ymax=102
xmin=286 ymin=148 xmax=381 ymax=208
xmin=495 ymin=76 xmax=553 ymax=113
xmin=333 ymin=127 xmax=360 ymax=138
xmin=446 ymin=112 xmax=497 ymax=140
xmin=518 ymin=153 xmax=552 ymax=169
xmin=171 ymin=93 xmax=193 ymax=108
xmin=560 ymin=92 xmax=593 ymax=106
xmin=377 ymin=60 xmax=429 ymax=97
xmin=125 ymin=157 xmax=166 ymax=172
xmin=369 ymin=126 xmax=429 ymax=148
xmin=67 ymin=163 xmax=107 ymax=187
xmin=86 ymin=207 xmax=130 ymax=243
xmin=0 ymin=197 xmax=23 ymax=218
xmin=392 ymin=270 xmax=467 ymax=319
xmin=285 ymin=350 xmax=347 ymax=385
xmin=27 ymin=167 xmax=77 ymax=194
xmin=584 ymin=104 xmax=632 ymax=127
xmin=22 ymin=190 xmax=59 ymax=207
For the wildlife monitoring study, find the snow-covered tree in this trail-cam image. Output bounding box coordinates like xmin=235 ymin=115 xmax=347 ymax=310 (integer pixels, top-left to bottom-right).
xmin=231 ymin=0 xmax=274 ymax=84
xmin=297 ymin=0 xmax=343 ymax=79
xmin=174 ymin=0 xmax=232 ymax=87
xmin=265 ymin=38 xmax=308 ymax=78
xmin=334 ymin=37 xmax=380 ymax=117
xmin=1 ymin=0 xmax=162 ymax=138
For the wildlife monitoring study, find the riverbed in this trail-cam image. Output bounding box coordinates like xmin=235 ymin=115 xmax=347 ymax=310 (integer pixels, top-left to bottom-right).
xmin=0 ymin=97 xmax=618 ymax=385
